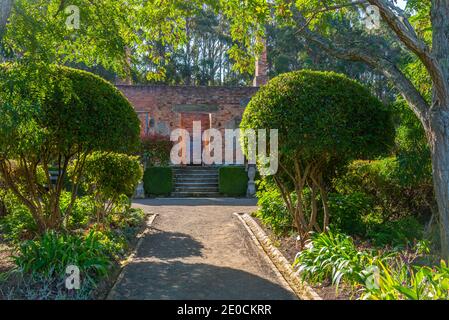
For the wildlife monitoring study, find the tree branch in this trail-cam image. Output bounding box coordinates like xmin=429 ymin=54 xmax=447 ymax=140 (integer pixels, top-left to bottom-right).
xmin=295 ymin=13 xmax=431 ymax=130
xmin=367 ymin=0 xmax=449 ymax=107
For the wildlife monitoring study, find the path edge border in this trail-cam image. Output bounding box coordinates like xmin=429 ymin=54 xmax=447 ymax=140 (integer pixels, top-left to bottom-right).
xmin=106 ymin=213 xmax=158 ymax=300
xmin=234 ymin=212 xmax=322 ymax=301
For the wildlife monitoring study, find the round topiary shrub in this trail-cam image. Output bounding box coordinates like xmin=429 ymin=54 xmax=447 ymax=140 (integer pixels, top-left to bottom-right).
xmin=240 ymin=70 xmax=394 ymax=244
xmin=70 ymin=151 xmax=143 ymax=222
xmin=0 ymin=64 xmax=141 ymax=232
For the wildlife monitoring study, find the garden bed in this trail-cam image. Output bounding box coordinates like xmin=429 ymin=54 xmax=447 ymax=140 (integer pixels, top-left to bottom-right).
xmin=250 ymin=213 xmax=354 ymax=300
xmin=0 ymin=212 xmax=150 ymax=300
xmin=90 ymin=213 xmax=151 ymax=300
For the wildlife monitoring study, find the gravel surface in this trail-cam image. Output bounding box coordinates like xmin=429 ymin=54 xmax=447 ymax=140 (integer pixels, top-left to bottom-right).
xmin=108 ymin=198 xmax=297 ymax=300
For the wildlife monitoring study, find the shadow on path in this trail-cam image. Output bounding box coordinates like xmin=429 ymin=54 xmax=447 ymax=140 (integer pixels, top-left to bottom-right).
xmin=109 ymin=200 xmax=297 ymax=300
xmin=110 ymin=261 xmax=296 ymax=300
xmin=137 ymin=229 xmax=204 ymax=260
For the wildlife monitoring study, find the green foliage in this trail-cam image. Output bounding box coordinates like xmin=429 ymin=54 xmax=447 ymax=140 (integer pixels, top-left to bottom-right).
xmin=294 ymin=230 xmax=448 ymax=300
xmin=328 ymin=192 xmax=372 ymax=237
xmin=13 ymin=231 xmax=111 ymax=278
xmin=366 ymin=217 xmax=424 ymax=248
xmin=362 ymin=260 xmax=449 ymax=300
xmin=294 ymin=230 xmax=384 ymax=289
xmin=78 ymin=152 xmax=143 ymax=199
xmin=143 ymin=167 xmax=173 ymax=196
xmin=219 ymin=166 xmax=248 ymax=196
xmin=0 ymin=64 xmax=140 ymax=157
xmin=134 ymin=4 xmax=252 ymax=85
xmin=241 ymin=70 xmax=394 ymax=163
xmin=0 ymin=64 xmax=140 ymax=232
xmin=0 ymin=192 xmax=36 ymax=243
xmin=141 ymin=134 xmax=173 ymax=167
xmin=255 ymin=179 xmax=293 ymax=235
xmin=335 ymin=157 xmax=434 ymax=221
xmin=241 ymin=70 xmax=394 ymax=237
xmin=59 ymin=193 xmax=94 ymax=230
xmin=4 ymin=0 xmax=204 ymax=79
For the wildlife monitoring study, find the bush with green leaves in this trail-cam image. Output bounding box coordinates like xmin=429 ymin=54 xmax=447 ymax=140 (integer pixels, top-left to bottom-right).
xmin=0 ymin=64 xmax=140 ymax=233
xmin=294 ymin=230 xmax=387 ymax=290
xmin=219 ymin=166 xmax=248 ymax=196
xmin=335 ymin=157 xmax=434 ymax=222
xmin=143 ymin=167 xmax=173 ymax=196
xmin=241 ymin=70 xmax=394 ymax=244
xmin=71 ymin=152 xmax=143 ymax=223
xmin=255 ymin=179 xmax=294 ymax=235
xmin=328 ymin=192 xmax=373 ymax=237
xmin=366 ymin=216 xmax=424 ymax=247
xmin=0 ymin=191 xmax=37 ymax=243
xmin=59 ymin=192 xmax=95 ymax=230
xmin=141 ymin=134 xmax=173 ymax=167
xmin=13 ymin=230 xmax=111 ymax=278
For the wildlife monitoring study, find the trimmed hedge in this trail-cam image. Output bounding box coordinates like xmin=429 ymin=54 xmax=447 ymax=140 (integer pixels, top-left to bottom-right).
xmin=219 ymin=166 xmax=248 ymax=196
xmin=143 ymin=167 xmax=173 ymax=196
xmin=240 ymin=70 xmax=394 ymax=164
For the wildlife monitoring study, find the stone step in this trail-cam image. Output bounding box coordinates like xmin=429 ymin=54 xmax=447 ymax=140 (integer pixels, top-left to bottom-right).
xmin=175 ymin=177 xmax=218 ymax=183
xmin=172 ymin=166 xmax=219 ymax=171
xmin=175 ymin=176 xmax=218 ymax=181
xmin=174 ymin=172 xmax=219 ymax=176
xmin=171 ymin=166 xmax=220 ymax=198
xmin=175 ymin=182 xmax=218 ymax=187
xmin=174 ymin=172 xmax=218 ymax=176
xmin=174 ymin=186 xmax=219 ymax=192
xmin=171 ymin=192 xmax=222 ymax=198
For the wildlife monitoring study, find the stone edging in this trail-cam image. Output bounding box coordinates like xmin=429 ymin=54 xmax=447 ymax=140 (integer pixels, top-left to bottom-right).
xmin=234 ymin=213 xmax=322 ymax=301
xmin=106 ymin=213 xmax=158 ymax=299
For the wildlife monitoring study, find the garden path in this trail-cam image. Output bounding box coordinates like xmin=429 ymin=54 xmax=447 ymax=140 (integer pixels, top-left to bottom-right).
xmin=108 ymin=198 xmax=297 ymax=300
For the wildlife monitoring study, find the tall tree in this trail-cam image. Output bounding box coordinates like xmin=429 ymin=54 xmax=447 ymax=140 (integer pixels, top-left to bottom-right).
xmin=132 ymin=6 xmax=250 ymax=85
xmin=222 ymin=0 xmax=449 ymax=259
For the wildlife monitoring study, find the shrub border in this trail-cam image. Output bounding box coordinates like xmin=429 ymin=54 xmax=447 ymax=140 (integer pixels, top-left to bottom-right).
xmin=233 ymin=212 xmax=322 ymax=300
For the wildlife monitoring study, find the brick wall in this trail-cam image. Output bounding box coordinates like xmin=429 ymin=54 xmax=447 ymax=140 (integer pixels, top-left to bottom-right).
xmin=117 ymin=85 xmax=260 ymax=137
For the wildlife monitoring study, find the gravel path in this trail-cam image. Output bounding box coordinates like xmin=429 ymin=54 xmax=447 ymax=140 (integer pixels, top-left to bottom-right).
xmin=108 ymin=198 xmax=297 ymax=300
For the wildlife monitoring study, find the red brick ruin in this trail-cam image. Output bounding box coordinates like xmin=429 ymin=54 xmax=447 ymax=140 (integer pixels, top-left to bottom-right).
xmin=117 ymin=42 xmax=268 ymax=165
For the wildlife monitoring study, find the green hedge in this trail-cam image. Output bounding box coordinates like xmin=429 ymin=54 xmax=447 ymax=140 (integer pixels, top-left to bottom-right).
xmin=219 ymin=166 xmax=248 ymax=196
xmin=143 ymin=167 xmax=173 ymax=196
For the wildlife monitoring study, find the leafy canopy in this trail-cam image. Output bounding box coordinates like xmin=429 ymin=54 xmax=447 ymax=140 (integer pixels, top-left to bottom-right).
xmin=0 ymin=64 xmax=140 ymax=159
xmin=241 ymin=70 xmax=394 ymax=163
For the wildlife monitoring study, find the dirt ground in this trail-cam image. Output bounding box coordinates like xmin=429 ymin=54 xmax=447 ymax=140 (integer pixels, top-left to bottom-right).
xmin=0 ymin=241 xmax=13 ymax=275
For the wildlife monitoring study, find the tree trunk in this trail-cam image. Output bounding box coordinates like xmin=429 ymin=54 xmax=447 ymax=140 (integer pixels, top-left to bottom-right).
xmin=429 ymin=111 xmax=449 ymax=260
xmin=430 ymin=0 xmax=449 ymax=260
xmin=0 ymin=0 xmax=13 ymax=33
